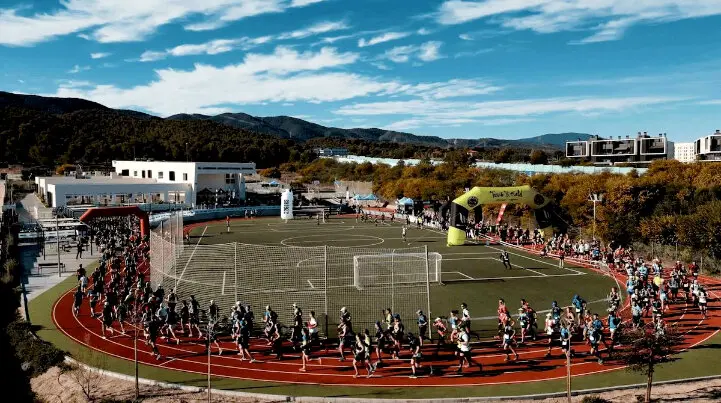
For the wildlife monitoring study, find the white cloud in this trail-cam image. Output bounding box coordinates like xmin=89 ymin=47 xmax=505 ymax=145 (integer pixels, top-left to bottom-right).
xmin=454 ymin=48 xmax=494 ymax=58
xmin=459 ymin=33 xmax=473 ymax=41
xmin=383 ymin=41 xmax=444 ymax=63
xmin=418 ymin=41 xmax=443 ymax=61
xmin=139 ymin=50 xmax=167 ymax=62
xmin=138 ymin=20 xmax=344 ymax=61
xmin=68 ymin=64 xmax=90 ymax=74
xmin=278 ymin=20 xmax=349 ymax=40
xmin=699 ymin=100 xmax=721 ymax=105
xmin=290 ymin=0 xmax=326 ymax=6
xmin=184 ymin=20 xmax=228 ymax=32
xmin=49 ymin=46 xmax=398 ymax=115
xmin=435 ymin=0 xmax=721 ymax=43
xmin=401 ymin=79 xmax=502 ymax=99
xmin=336 ymin=96 xmax=686 ymax=121
xmin=417 ymin=28 xmax=433 ymax=35
xmin=0 ymin=0 xmax=328 ymax=46
xmin=358 ymin=32 xmax=411 ymax=47
xmin=90 ymin=52 xmax=111 ymax=59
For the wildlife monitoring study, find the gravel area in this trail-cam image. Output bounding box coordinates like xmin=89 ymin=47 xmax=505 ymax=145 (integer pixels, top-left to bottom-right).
xmin=31 ymin=365 xmax=721 ymax=402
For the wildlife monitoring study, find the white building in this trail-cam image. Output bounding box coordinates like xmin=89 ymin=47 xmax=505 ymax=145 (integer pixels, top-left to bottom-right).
xmin=566 ymin=132 xmax=673 ymax=166
xmin=673 ymin=142 xmax=696 ymax=163
xmin=694 ymin=130 xmax=721 ymax=162
xmin=36 ymin=160 xmax=256 ymax=208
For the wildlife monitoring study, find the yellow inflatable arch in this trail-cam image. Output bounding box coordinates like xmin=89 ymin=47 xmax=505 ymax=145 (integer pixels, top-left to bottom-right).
xmin=447 ymin=185 xmax=555 ymax=246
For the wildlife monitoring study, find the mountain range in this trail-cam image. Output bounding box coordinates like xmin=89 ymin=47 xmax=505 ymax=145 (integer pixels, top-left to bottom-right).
xmin=1 ymin=91 xmax=586 ymax=149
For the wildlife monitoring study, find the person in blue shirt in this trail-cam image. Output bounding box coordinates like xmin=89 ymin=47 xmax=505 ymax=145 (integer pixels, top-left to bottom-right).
xmin=572 ymin=295 xmax=586 ymax=324
xmin=608 ymin=311 xmax=621 ymax=348
xmin=551 ymin=301 xmax=562 ymax=324
xmin=559 ymin=324 xmax=574 ymax=358
xmin=416 ymin=310 xmax=429 ymax=346
xmin=591 ymin=313 xmax=610 ymax=350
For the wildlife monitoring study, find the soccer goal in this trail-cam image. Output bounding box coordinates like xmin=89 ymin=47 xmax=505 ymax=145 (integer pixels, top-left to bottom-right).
xmin=353 ymin=252 xmax=442 ymax=290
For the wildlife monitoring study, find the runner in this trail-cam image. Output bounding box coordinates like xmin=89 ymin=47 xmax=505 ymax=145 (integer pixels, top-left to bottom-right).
xmin=352 ymin=333 xmax=373 ymax=378
xmin=237 ymin=314 xmax=257 ymax=363
xmin=501 ymin=319 xmax=520 ymax=362
xmin=101 ymin=301 xmax=115 ymax=338
xmin=299 ymin=328 xmax=312 ymax=372
xmin=698 ymin=287 xmax=708 ymax=319
xmin=407 ymin=332 xmax=422 ymax=378
xmin=454 ymin=325 xmax=482 ymax=374
xmin=416 ymin=310 xmax=429 ymax=346
xmin=544 ymin=312 xmax=556 ymax=357
xmin=432 ymin=316 xmax=447 ymax=357
xmin=226 ymin=215 xmax=230 ymax=233
xmin=73 ymin=286 xmax=83 ymax=317
xmin=500 ymin=249 xmax=511 ymax=270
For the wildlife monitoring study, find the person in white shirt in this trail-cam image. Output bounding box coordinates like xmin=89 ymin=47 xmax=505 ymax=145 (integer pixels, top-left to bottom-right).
xmin=454 ymin=327 xmax=482 ymax=374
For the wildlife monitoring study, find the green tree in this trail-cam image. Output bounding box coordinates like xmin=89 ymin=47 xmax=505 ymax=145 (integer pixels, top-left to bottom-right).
xmin=616 ymin=325 xmax=683 ymax=403
xmin=529 ymin=150 xmax=548 ymax=165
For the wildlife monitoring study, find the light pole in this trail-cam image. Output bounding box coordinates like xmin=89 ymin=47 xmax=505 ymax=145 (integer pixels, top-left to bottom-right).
xmin=56 ymin=211 xmax=61 ymax=278
xmin=588 ymin=193 xmax=604 ymax=240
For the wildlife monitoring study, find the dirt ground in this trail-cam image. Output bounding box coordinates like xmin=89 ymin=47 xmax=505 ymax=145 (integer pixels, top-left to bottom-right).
xmin=31 ymin=366 xmax=721 ymax=402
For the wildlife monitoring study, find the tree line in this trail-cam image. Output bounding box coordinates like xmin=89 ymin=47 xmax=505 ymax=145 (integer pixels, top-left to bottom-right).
xmin=288 ymin=158 xmax=721 ymax=264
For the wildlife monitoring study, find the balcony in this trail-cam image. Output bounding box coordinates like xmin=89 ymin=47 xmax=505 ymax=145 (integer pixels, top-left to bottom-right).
xmin=565 ymin=141 xmax=588 ymax=157
xmin=639 ymin=138 xmax=667 ymax=155
xmin=590 ymin=140 xmax=636 ymax=157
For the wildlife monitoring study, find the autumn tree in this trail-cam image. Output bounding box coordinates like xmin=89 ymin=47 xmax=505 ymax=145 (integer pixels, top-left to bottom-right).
xmin=615 ymin=325 xmax=683 ymax=403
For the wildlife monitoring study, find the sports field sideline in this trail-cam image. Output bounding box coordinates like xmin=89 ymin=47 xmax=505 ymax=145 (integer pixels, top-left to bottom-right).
xmin=186 ymin=216 xmax=618 ymax=333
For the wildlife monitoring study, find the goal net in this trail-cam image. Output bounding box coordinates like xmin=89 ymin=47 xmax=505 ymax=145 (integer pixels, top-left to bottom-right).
xmin=353 ymin=252 xmax=441 ymax=290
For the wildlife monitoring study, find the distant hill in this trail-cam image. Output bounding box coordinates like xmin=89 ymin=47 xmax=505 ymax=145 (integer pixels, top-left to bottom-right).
xmin=516 ymin=132 xmax=592 ymax=147
xmin=167 ymin=112 xmax=576 ymax=150
xmin=0 ymin=91 xmax=108 ymax=114
xmin=1 ymin=91 xmax=583 ymax=151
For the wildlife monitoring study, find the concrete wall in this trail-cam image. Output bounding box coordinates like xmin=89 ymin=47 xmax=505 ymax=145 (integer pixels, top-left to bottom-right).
xmin=48 ymin=182 xmax=191 ymax=208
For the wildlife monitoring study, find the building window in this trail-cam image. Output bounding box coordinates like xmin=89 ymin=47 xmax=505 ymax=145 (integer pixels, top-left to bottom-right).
xmin=121 ymin=169 xmax=129 ymax=176
xmin=169 ymin=171 xmax=175 ymax=181
xmin=225 ymin=173 xmax=236 ymax=184
xmin=183 ymin=173 xmax=188 ymax=181
xmin=158 ymin=171 xmax=164 ymax=179
xmin=133 ymin=171 xmax=138 ymax=177
xmin=142 ymin=171 xmax=146 ymax=178
xmin=148 ymin=170 xmax=152 ymax=178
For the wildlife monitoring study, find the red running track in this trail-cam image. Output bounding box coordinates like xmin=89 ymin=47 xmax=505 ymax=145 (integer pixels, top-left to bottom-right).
xmin=53 ymin=267 xmax=721 ymax=387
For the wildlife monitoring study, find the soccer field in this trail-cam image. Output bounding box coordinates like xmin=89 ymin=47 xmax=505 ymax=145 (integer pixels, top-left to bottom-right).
xmin=186 ymin=216 xmax=617 ymax=338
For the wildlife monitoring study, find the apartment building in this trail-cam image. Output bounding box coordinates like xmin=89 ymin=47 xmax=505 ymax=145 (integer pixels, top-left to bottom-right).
xmin=566 ymin=132 xmax=672 ymax=166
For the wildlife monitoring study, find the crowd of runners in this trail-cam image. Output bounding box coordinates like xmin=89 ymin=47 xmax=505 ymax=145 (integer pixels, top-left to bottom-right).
xmin=67 ymin=214 xmax=712 ymax=379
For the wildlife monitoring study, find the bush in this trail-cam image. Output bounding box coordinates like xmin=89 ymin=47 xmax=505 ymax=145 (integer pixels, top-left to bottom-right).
xmin=581 ymin=396 xmax=612 ymax=403
xmin=7 ymin=320 xmax=65 ymax=377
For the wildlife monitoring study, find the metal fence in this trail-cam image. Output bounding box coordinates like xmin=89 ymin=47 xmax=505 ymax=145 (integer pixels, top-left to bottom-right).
xmin=149 ymin=228 xmax=435 ymax=336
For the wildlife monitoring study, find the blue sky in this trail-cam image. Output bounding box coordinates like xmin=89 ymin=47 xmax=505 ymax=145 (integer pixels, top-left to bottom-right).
xmin=1 ymin=0 xmax=721 ymax=142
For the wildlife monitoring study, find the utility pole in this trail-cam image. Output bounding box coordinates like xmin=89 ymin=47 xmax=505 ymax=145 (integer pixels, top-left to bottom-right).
xmin=207 ymin=330 xmax=211 ymax=403
xmin=134 ymin=310 xmax=139 ymax=400
xmin=588 ymin=193 xmax=604 ymax=240
xmin=566 ymin=338 xmax=572 ymax=403
xmin=56 ymin=212 xmax=61 ymax=277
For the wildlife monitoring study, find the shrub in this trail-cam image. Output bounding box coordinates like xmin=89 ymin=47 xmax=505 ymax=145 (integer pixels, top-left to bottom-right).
xmin=581 ymin=396 xmax=612 ymax=403
xmin=7 ymin=320 xmax=65 ymax=377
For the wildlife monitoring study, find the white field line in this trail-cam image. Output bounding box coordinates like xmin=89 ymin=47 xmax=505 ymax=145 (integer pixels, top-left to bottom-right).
xmin=177 ymin=226 xmax=207 ymax=284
